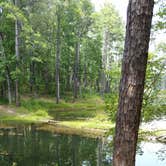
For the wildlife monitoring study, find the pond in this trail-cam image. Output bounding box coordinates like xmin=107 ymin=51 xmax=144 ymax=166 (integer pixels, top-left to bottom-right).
xmin=0 ymin=125 xmax=165 ymax=166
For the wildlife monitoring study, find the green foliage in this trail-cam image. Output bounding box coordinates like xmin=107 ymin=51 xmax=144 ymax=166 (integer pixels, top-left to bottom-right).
xmin=104 ymin=93 xmax=118 ymax=122
xmin=154 ymin=0 xmax=166 ymax=30
xmin=142 ymin=44 xmax=166 ymax=121
xmin=143 ymin=104 xmax=166 ymax=122
xmin=0 ymin=97 xmax=8 ymax=104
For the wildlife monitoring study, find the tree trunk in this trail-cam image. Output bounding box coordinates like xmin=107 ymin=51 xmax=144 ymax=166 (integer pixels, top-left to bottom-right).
xmin=30 ymin=62 xmax=35 ymax=95
xmin=101 ymin=28 xmax=110 ymax=94
xmin=6 ymin=66 xmax=12 ymax=104
xmin=15 ymin=0 xmax=20 ymax=106
xmin=73 ymin=41 xmax=80 ymax=100
xmin=83 ymin=64 xmax=87 ymax=88
xmin=0 ymin=84 xmax=5 ymax=98
xmin=113 ymin=1 xmax=154 ymax=166
xmin=55 ymin=12 xmax=61 ymax=104
xmin=44 ymin=65 xmax=49 ymax=94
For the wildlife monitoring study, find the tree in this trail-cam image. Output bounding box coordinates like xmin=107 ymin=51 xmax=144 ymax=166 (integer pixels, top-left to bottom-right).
xmin=55 ymin=2 xmax=62 ymax=104
xmin=71 ymin=0 xmax=93 ymax=100
xmin=15 ymin=0 xmax=20 ymax=106
xmin=113 ymin=0 xmax=154 ymax=166
xmin=99 ymin=3 xmax=124 ymax=94
xmin=0 ymin=0 xmax=28 ymax=104
xmin=0 ymin=0 xmax=130 ymax=105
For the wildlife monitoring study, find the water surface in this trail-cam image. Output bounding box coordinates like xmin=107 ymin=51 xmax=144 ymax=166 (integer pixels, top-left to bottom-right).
xmin=0 ymin=125 xmax=165 ymax=166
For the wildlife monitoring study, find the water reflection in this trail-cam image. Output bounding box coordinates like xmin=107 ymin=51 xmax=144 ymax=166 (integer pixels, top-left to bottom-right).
xmin=136 ymin=142 xmax=166 ymax=166
xmin=0 ymin=125 xmax=165 ymax=166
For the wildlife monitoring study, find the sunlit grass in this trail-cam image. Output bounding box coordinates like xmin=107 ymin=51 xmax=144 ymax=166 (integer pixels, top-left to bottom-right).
xmin=0 ymin=95 xmax=114 ymax=131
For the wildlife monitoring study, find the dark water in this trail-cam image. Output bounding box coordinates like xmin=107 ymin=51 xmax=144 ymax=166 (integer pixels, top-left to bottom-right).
xmin=0 ymin=126 xmax=165 ymax=166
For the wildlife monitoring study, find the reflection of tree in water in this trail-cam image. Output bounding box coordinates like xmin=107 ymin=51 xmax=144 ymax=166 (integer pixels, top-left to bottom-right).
xmin=136 ymin=141 xmax=166 ymax=163
xmin=0 ymin=126 xmax=165 ymax=166
xmin=100 ymin=137 xmax=113 ymax=166
xmin=0 ymin=125 xmax=100 ymax=166
xmin=156 ymin=146 xmax=166 ymax=161
xmin=136 ymin=142 xmax=144 ymax=156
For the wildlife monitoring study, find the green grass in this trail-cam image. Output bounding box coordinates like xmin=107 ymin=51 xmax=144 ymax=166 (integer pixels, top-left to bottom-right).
xmin=0 ymin=95 xmax=165 ymax=139
xmin=0 ymin=95 xmax=113 ymax=133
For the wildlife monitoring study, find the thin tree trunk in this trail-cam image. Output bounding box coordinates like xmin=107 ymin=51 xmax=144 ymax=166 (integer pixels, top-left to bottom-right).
xmin=6 ymin=66 xmax=12 ymax=104
xmin=83 ymin=64 xmax=87 ymax=87
xmin=0 ymin=84 xmax=5 ymax=98
xmin=101 ymin=28 xmax=110 ymax=94
xmin=73 ymin=41 xmax=80 ymax=99
xmin=30 ymin=62 xmax=36 ymax=95
xmin=44 ymin=66 xmax=49 ymax=94
xmin=96 ymin=78 xmax=100 ymax=92
xmin=105 ymin=80 xmax=110 ymax=93
xmin=65 ymin=52 xmax=71 ymax=92
xmin=55 ymin=12 xmax=61 ymax=104
xmin=113 ymin=1 xmax=154 ymax=166
xmin=15 ymin=0 xmax=20 ymax=106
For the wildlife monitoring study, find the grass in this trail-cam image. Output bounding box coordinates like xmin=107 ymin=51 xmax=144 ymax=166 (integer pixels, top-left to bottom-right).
xmin=0 ymin=95 xmax=114 ymax=135
xmin=0 ymin=95 xmax=165 ymax=139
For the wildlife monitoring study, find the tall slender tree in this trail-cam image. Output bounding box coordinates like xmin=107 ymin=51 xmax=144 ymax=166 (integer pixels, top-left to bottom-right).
xmin=15 ymin=0 xmax=20 ymax=106
xmin=113 ymin=0 xmax=154 ymax=166
xmin=55 ymin=4 xmax=61 ymax=104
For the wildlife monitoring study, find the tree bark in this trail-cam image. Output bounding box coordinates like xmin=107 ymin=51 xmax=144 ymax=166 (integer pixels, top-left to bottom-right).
xmin=15 ymin=0 xmax=20 ymax=106
xmin=113 ymin=0 xmax=154 ymax=166
xmin=55 ymin=11 xmax=61 ymax=104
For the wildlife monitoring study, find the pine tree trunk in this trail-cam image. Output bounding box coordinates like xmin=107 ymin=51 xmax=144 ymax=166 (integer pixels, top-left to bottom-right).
xmin=55 ymin=12 xmax=61 ymax=104
xmin=15 ymin=0 xmax=20 ymax=106
xmin=113 ymin=0 xmax=154 ymax=166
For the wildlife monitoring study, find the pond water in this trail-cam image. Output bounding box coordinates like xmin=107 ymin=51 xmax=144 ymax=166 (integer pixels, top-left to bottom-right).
xmin=0 ymin=125 xmax=165 ymax=166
